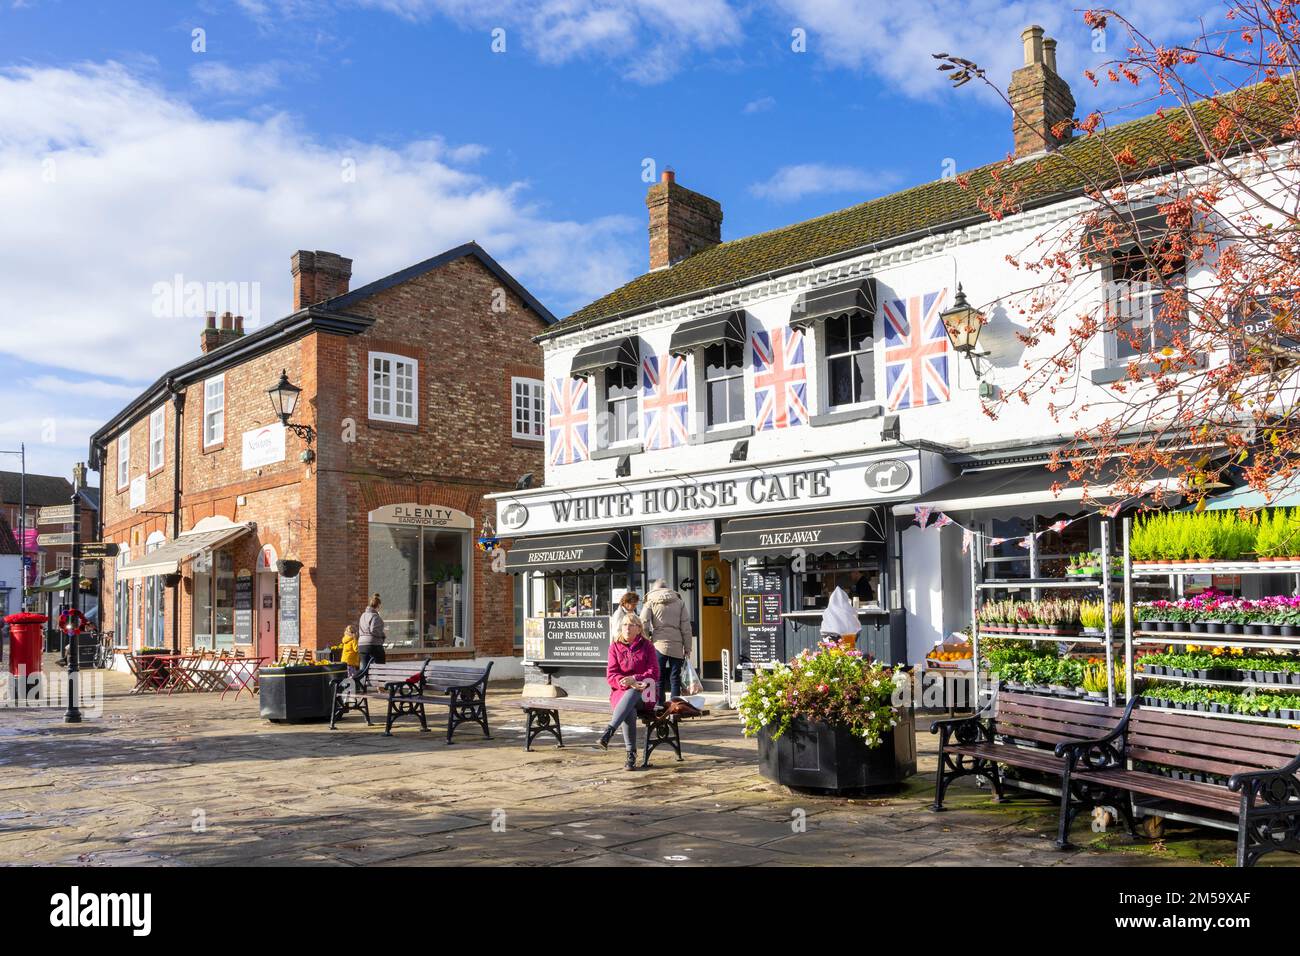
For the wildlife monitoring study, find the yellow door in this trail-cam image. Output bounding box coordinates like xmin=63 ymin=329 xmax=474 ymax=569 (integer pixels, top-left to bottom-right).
xmin=699 ymin=551 xmax=731 ymax=680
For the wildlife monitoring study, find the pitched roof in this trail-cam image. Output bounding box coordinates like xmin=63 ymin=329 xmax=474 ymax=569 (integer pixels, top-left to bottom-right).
xmin=546 ymin=83 xmax=1292 ymax=339
xmin=89 ymin=241 xmax=555 ymax=459
xmin=0 ymin=515 xmax=18 ymax=555
xmin=0 ymin=471 xmax=74 ymax=508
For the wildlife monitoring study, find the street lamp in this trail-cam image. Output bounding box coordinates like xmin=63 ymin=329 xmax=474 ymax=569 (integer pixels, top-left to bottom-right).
xmin=940 ymin=284 xmax=991 ymax=380
xmin=267 ymin=370 xmax=315 ymax=459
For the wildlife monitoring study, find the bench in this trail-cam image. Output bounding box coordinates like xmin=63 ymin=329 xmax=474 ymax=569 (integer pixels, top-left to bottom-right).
xmin=1056 ymin=705 xmax=1300 ymax=867
xmin=931 ymin=692 xmax=1136 ymax=834
xmin=516 ymin=697 xmax=710 ymax=768
xmin=330 ymin=659 xmax=492 ymax=743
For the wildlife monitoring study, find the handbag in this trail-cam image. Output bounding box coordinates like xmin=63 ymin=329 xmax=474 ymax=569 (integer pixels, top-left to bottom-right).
xmin=680 ymin=657 xmax=704 ymax=696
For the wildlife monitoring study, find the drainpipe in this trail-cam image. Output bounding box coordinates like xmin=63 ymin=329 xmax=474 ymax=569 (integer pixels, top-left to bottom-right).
xmin=169 ymin=378 xmax=185 ymax=653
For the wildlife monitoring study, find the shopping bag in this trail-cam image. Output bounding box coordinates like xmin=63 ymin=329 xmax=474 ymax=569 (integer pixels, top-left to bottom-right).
xmin=681 ymin=657 xmax=704 ymax=696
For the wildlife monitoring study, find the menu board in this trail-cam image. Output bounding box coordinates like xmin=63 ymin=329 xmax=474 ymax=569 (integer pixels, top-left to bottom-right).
xmin=739 ymin=569 xmax=784 ymax=667
xmin=541 ymin=616 xmax=612 ymax=664
xmin=234 ymin=572 xmax=254 ymax=645
xmin=278 ymin=574 xmax=300 ymax=646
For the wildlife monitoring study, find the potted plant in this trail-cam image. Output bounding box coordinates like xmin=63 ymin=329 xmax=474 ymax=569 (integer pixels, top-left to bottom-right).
xmin=259 ymin=657 xmax=348 ymax=722
xmin=742 ymin=639 xmax=916 ymax=793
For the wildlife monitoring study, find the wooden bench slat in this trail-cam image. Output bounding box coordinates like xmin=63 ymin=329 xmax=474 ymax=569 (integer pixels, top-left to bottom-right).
xmin=950 ymin=742 xmax=1064 ymax=772
xmin=1129 ymin=730 xmax=1295 ymax=769
xmin=1073 ymin=768 xmax=1240 ymax=811
xmin=1132 ymin=707 xmax=1300 ymax=744
xmin=1000 ymin=693 xmax=1127 ymax=719
xmin=1126 ymin=747 xmax=1261 ymax=781
xmin=997 ymin=711 xmax=1117 ymax=738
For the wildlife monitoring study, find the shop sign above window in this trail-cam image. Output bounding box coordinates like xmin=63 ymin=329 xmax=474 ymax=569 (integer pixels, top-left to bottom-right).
xmin=643 ymin=519 xmax=718 ymax=550
xmin=368 ymin=503 xmax=474 ymax=529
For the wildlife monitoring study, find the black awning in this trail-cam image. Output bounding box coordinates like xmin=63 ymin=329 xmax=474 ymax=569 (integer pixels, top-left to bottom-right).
xmin=1082 ymin=204 xmax=1168 ymax=254
xmin=668 ymin=311 xmax=746 ymax=355
xmin=504 ymin=529 xmax=632 ymax=573
xmin=790 ymin=278 xmax=875 ymax=328
xmin=719 ymin=506 xmax=886 ymax=558
xmin=569 ymin=338 xmax=639 ymax=379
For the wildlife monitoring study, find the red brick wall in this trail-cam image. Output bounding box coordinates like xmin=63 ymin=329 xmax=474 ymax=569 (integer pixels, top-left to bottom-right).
xmin=100 ymin=250 xmax=547 ymax=660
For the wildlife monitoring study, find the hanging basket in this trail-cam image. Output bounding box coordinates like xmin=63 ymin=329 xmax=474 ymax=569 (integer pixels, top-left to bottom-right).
xmin=276 ymin=559 xmax=303 ymax=577
xmin=162 ymin=572 xmax=182 ymax=588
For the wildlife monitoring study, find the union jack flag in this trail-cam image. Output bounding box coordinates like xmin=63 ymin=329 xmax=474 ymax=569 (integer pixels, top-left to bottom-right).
xmin=548 ymin=377 xmax=589 ymax=466
xmin=752 ymin=327 xmax=808 ymax=431
xmin=641 ymin=353 xmax=690 ymax=450
xmin=883 ymin=290 xmax=950 ymax=410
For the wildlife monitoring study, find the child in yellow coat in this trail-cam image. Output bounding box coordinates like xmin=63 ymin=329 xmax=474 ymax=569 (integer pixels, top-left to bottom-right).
xmin=340 ymin=625 xmax=361 ymax=680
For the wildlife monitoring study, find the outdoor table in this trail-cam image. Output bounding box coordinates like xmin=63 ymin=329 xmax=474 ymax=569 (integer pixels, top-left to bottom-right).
xmin=130 ymin=653 xmax=175 ymax=694
xmin=222 ymin=657 xmax=267 ymax=701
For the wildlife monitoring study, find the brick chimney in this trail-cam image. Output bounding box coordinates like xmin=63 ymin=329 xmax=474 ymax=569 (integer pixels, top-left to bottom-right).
xmin=646 ymin=169 xmax=722 ymax=271
xmin=291 ymin=250 xmax=352 ymax=309
xmin=199 ymin=311 xmax=246 ymax=354
xmin=1009 ymin=25 xmax=1075 ymax=158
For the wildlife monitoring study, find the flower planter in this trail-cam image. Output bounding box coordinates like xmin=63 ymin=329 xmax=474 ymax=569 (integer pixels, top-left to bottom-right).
xmin=258 ymin=663 xmax=347 ymax=723
xmin=756 ymin=709 xmax=917 ymax=794
xmin=1205 ymin=622 xmax=1226 ymax=634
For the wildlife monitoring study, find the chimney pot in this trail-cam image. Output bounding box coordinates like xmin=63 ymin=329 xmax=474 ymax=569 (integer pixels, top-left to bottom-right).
xmin=1021 ymin=24 xmax=1045 ymax=65
xmin=220 ymin=311 xmax=233 ymax=330
xmin=234 ymin=315 xmax=244 ymax=333
xmin=662 ymin=168 xmax=675 ymax=184
xmin=1043 ymin=37 xmax=1058 ymax=73
xmin=205 ymin=311 xmax=216 ymax=329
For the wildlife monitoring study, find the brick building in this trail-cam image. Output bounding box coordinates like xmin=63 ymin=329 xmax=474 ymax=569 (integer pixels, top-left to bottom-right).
xmin=0 ymin=468 xmax=96 ymax=605
xmin=91 ymin=243 xmax=553 ymax=671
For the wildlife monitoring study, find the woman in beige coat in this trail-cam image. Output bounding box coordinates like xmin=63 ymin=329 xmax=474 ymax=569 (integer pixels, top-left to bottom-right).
xmin=639 ymin=579 xmax=692 ymax=703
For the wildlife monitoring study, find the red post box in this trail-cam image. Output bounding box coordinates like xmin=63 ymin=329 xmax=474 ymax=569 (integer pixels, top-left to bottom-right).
xmin=5 ymin=612 xmax=47 ymax=699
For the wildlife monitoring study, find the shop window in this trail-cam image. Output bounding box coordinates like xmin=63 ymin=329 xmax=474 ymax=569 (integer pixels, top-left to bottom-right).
xmin=144 ymin=534 xmax=166 ymax=648
xmin=369 ymin=352 xmax=418 ymax=424
xmin=824 ymin=311 xmax=875 ymax=408
xmin=792 ymin=554 xmax=886 ymax=613
xmin=704 ymin=342 xmax=745 ymax=427
xmin=514 ymin=575 xmax=525 ymax=648
xmin=367 ymin=521 xmax=469 ymax=650
xmin=203 ymin=375 xmax=224 ymax=447
xmin=192 ymin=549 xmax=236 ymax=649
xmin=116 ymin=433 xmax=130 ymax=490
xmin=524 ymin=569 xmax=641 ymax=619
xmin=1107 ymin=248 xmax=1188 ymax=364
xmin=604 ymin=365 xmax=639 ymax=445
xmin=149 ymin=406 xmax=165 ymax=472
xmin=114 ymin=546 xmax=131 ymax=648
xmin=511 ymin=376 xmax=545 ymax=440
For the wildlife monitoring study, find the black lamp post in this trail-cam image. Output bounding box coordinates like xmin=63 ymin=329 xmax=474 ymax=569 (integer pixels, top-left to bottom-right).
xmin=267 ymin=370 xmax=315 ymax=457
xmin=940 ymin=285 xmax=990 ymax=378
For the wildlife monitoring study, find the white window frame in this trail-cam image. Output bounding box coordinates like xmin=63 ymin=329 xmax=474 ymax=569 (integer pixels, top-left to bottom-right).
xmin=601 ymin=366 xmax=640 ymax=448
xmin=369 ymin=351 xmax=419 ymax=425
xmin=511 ymin=376 xmax=545 ymax=441
xmin=149 ymin=406 xmax=165 ymax=472
xmin=203 ymin=375 xmax=225 ymax=448
xmin=701 ymin=341 xmax=747 ymax=430
xmin=821 ymin=312 xmax=876 ymax=410
xmin=116 ymin=432 xmax=130 ymax=490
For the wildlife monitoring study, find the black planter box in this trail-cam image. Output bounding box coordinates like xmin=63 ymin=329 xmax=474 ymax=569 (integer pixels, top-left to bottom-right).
xmin=259 ymin=664 xmax=347 ymax=723
xmin=757 ymin=709 xmax=917 ymax=794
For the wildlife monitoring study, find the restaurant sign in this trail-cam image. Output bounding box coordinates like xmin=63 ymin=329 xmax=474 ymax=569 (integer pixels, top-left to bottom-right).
xmin=495 ymin=450 xmax=921 ymax=537
xmin=535 ymin=616 xmax=611 ymax=665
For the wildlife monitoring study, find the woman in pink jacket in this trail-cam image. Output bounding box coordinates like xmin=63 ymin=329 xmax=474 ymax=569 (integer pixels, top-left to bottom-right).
xmin=599 ymin=615 xmax=658 ymax=770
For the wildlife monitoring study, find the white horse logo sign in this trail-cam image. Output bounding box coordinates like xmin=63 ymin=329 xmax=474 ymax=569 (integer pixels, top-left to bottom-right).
xmin=864 ymin=459 xmax=911 ymax=494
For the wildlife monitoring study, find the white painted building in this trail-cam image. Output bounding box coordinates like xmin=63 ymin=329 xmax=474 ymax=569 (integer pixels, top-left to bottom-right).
xmin=489 ymin=26 xmax=1272 ymax=694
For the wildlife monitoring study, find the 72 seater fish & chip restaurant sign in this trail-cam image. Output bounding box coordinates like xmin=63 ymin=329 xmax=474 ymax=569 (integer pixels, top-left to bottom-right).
xmin=495 ymin=451 xmax=920 ymax=536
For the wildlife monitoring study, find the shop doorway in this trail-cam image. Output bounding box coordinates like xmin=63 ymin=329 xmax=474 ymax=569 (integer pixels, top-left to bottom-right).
xmin=671 ymin=548 xmax=699 ymax=661
xmin=698 ymin=551 xmax=731 ymax=681
xmin=257 ymin=572 xmax=277 ymax=661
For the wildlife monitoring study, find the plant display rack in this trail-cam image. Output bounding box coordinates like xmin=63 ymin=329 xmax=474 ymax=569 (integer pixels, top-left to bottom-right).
xmin=970 ymin=521 xmax=1125 ymax=705
xmin=1120 ymin=515 xmax=1300 ymax=728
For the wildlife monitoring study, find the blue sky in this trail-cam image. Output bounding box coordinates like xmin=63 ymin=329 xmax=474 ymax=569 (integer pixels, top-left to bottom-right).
xmin=0 ymin=0 xmax=1200 ymax=483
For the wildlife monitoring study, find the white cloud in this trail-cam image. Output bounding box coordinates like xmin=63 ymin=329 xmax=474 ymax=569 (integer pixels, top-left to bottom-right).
xmin=743 ymin=95 xmax=776 ymax=114
xmin=0 ymin=61 xmax=639 ymax=386
xmin=190 ymin=61 xmax=285 ymax=97
xmin=749 ymin=163 xmax=900 ymax=202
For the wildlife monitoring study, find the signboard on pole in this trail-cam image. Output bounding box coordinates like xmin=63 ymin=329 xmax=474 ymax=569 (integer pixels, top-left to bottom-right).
xmin=38 ymin=505 xmax=74 ymax=524
xmin=74 ymin=542 xmax=120 ymax=560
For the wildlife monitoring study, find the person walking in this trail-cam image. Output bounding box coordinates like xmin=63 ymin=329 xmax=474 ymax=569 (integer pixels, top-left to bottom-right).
xmin=609 ymin=590 xmax=640 ymax=640
xmin=339 ymin=624 xmax=361 ymax=680
xmin=599 ymin=615 xmax=657 ymax=770
xmin=640 ymin=578 xmax=692 ymax=705
xmin=358 ymin=593 xmax=387 ymax=670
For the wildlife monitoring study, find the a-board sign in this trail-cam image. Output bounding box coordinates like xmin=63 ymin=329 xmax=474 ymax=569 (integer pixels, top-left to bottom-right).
xmin=278 ymin=573 xmax=300 ymax=646
xmin=738 ymin=568 xmax=784 ymax=667
xmin=540 ymin=616 xmax=610 ymax=664
xmin=234 ymin=572 xmax=254 ymax=645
